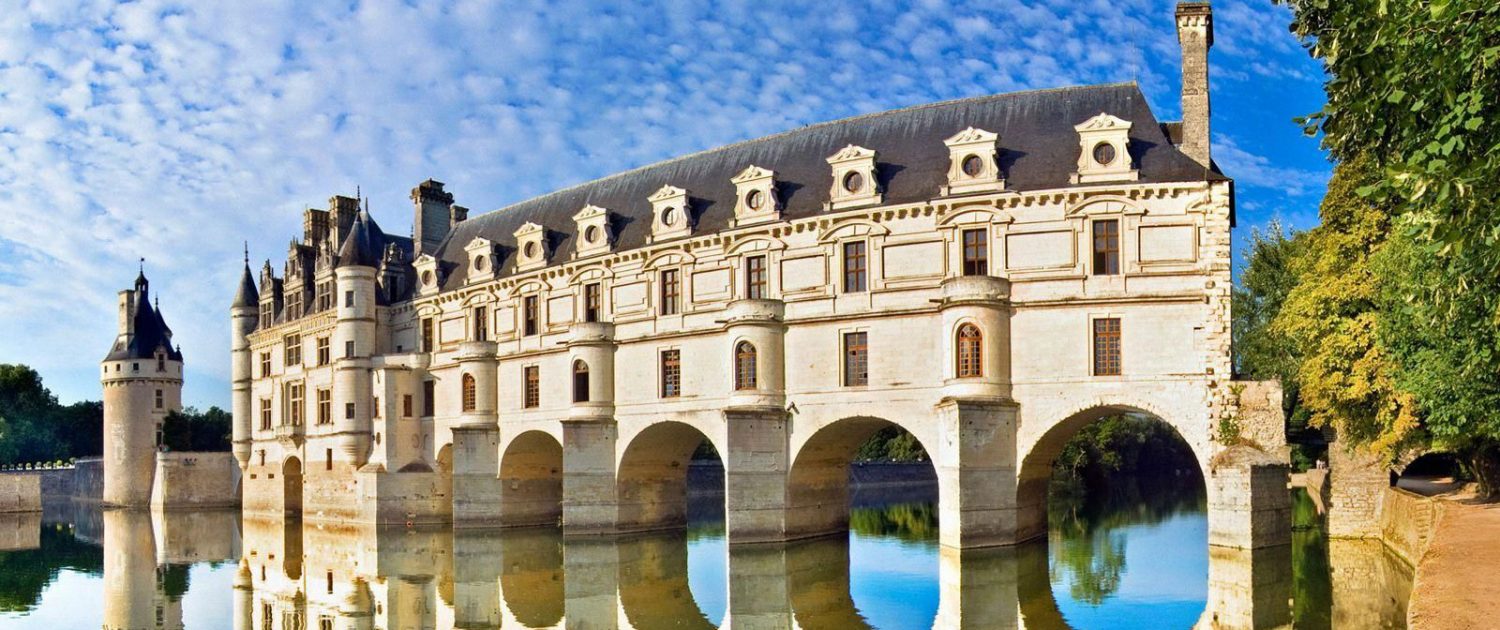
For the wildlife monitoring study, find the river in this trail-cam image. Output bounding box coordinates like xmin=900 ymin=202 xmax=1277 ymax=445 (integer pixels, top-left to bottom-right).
xmin=0 ymin=478 xmax=1412 ymax=628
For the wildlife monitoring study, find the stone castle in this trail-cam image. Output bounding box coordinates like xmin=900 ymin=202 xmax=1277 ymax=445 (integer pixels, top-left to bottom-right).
xmin=229 ymin=2 xmax=1289 ymax=550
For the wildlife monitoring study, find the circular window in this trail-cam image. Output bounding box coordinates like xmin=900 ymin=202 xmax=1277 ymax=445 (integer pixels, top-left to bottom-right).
xmin=585 ymin=226 xmax=599 ymax=243
xmin=473 ymin=255 xmax=487 ymax=271
xmin=961 ymin=154 xmax=984 ymax=177
xmin=662 ymin=207 xmax=677 ymax=226
xmin=420 ymin=270 xmax=434 ymax=286
xmin=524 ymin=241 xmax=538 ymax=258
xmin=843 ymin=171 xmax=864 ymax=194
xmin=746 ymin=189 xmax=764 ymax=210
xmin=1092 ymin=142 xmax=1117 ymax=166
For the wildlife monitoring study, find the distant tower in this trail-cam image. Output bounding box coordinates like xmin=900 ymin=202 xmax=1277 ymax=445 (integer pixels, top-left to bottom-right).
xmin=101 ymin=265 xmax=184 ymax=507
xmin=231 ymin=247 xmax=260 ymax=470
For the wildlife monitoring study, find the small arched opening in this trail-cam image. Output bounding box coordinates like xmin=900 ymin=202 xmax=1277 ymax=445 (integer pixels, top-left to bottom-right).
xmin=734 ymin=342 xmax=757 ymax=390
xmin=1393 ymin=452 xmax=1466 ymax=496
xmin=282 ymin=457 xmax=303 ymax=518
xmin=499 ymin=431 xmax=563 ymax=527
xmin=786 ymin=417 xmax=936 ymax=542
xmin=572 ymin=361 xmax=590 ymax=403
xmin=616 ymin=422 xmax=724 ymax=533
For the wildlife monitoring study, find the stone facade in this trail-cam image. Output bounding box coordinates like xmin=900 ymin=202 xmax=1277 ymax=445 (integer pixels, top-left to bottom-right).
xmin=0 ymin=473 xmax=41 ymax=513
xmin=232 ymin=3 xmax=1281 ymax=550
xmin=1328 ymin=442 xmax=1390 ymax=539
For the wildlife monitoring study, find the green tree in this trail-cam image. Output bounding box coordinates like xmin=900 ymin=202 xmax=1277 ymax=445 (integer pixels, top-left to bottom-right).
xmin=1232 ymin=221 xmax=1307 ymax=426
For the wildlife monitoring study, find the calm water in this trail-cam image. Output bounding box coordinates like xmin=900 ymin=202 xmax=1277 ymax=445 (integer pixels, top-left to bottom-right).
xmin=0 ymin=482 xmax=1411 ymax=629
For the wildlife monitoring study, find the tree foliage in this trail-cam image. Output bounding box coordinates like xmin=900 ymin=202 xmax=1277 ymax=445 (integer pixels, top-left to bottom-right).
xmin=1232 ymin=220 xmax=1308 ymax=425
xmin=0 ymin=365 xmax=102 ymax=464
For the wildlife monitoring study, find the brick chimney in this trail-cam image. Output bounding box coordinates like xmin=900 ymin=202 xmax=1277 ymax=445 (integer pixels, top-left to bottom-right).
xmin=1176 ymin=2 xmax=1213 ymax=169
xmin=411 ymin=179 xmax=455 ymax=255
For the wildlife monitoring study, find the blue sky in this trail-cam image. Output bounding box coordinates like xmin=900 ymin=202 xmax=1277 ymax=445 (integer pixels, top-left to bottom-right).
xmin=0 ymin=0 xmax=1330 ymax=408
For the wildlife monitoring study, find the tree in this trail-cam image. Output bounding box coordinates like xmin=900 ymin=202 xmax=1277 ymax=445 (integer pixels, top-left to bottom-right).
xmin=1272 ymin=158 xmax=1420 ymax=458
xmin=1279 ymin=0 xmax=1500 ymax=496
xmin=1232 ymin=220 xmax=1308 ymax=425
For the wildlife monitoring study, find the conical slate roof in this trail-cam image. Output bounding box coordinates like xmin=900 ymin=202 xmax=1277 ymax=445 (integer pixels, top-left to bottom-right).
xmin=337 ymin=209 xmax=387 ymax=268
xmin=104 ymin=276 xmax=184 ymax=362
xmin=232 ymin=263 xmax=259 ymax=308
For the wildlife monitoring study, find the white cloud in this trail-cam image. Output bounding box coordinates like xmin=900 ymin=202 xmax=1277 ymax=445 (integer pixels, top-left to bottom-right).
xmin=0 ymin=0 xmax=1324 ymax=406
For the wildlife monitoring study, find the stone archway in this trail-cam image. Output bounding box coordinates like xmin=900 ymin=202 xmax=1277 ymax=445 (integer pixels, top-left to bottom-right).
xmin=282 ymin=456 xmax=303 ymax=518
xmin=617 ymin=532 xmax=719 ymax=629
xmin=499 ymin=431 xmax=563 ymax=527
xmin=616 ymin=421 xmax=723 ymax=533
xmin=785 ymin=416 xmax=936 ymax=541
xmin=1015 ymin=404 xmax=1206 ymax=543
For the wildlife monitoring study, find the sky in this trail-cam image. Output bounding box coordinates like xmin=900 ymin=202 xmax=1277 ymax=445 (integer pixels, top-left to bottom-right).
xmin=0 ymin=0 xmax=1331 ymax=409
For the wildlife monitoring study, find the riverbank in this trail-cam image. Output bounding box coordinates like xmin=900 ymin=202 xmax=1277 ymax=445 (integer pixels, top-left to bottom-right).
xmin=1407 ymin=494 xmax=1500 ymax=629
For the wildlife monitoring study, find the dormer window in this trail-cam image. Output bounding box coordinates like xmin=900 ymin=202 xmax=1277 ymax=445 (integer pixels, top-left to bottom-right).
xmin=1071 ymin=113 xmax=1138 ymax=184
xmin=648 ymin=185 xmax=693 ymax=242
xmin=464 ymin=237 xmax=498 ymax=284
xmin=731 ymin=165 xmax=779 ymax=228
xmin=942 ymin=127 xmax=1004 ymax=195
xmin=514 ymin=222 xmax=547 ymax=272
xmin=413 ymin=254 xmax=441 ymax=296
xmin=572 ymin=204 xmax=612 ymax=258
xmin=825 ymin=145 xmax=881 ymax=211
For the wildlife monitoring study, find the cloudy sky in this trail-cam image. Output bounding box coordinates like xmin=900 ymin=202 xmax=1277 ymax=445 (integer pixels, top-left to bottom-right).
xmin=0 ymin=0 xmax=1329 ymax=408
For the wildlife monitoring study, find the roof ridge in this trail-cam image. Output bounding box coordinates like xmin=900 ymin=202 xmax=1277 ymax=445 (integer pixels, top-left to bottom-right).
xmin=462 ymin=82 xmax=1140 ymax=226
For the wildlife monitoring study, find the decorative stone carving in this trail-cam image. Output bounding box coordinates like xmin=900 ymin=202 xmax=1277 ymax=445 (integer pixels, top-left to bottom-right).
xmin=413 ymin=253 xmax=441 ymax=296
xmin=514 ymin=222 xmax=547 ymax=272
xmin=730 ymin=165 xmax=780 ymax=228
xmin=463 ymin=237 xmax=498 ymax=284
xmin=825 ymin=145 xmax=882 ymax=211
xmin=1071 ymin=113 xmax=1139 ymax=184
xmin=572 ymin=204 xmax=613 ymax=259
xmin=942 ymin=127 xmax=1006 ymax=196
xmin=648 ymin=185 xmax=693 ymax=243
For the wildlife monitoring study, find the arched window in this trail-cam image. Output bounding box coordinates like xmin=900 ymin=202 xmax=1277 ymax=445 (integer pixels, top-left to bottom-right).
xmin=956 ymin=324 xmax=983 ymax=378
xmin=461 ymin=373 xmax=476 ymax=412
xmin=573 ymin=360 xmax=590 ymax=403
xmin=734 ymin=342 xmax=758 ymax=391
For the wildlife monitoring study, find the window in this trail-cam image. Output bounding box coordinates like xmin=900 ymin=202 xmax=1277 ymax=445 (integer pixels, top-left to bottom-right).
xmin=473 ymin=306 xmax=488 ymax=341
xmin=957 ymin=324 xmax=983 ymax=378
xmin=284 ymin=334 xmax=302 ymax=366
xmin=745 ymin=256 xmax=767 ymax=300
xmin=344 ymin=402 xmax=354 ymax=419
xmin=326 ymin=571 xmax=334 ymax=594
xmin=1092 ymin=219 xmax=1120 ymax=276
xmin=524 ymin=366 xmax=540 ymax=408
xmin=344 ymin=290 xmax=354 ymax=308
xmin=573 ymin=361 xmax=590 ymax=403
xmin=657 ymin=268 xmax=682 ymax=316
xmin=344 ymin=340 xmax=354 ymax=358
xmin=843 ymin=332 xmax=868 ymax=386
xmin=259 ymin=352 xmax=271 ymax=378
xmin=321 ymin=617 xmax=333 ymax=630
xmin=287 ymin=383 xmax=304 ymax=426
xmin=316 ymin=336 xmax=330 ymax=366
xmin=962 ymin=229 xmax=988 ymax=276
xmin=1093 ymin=318 xmax=1122 ymax=376
xmin=260 ymin=398 xmax=272 ymax=430
xmin=420 ymin=318 xmax=434 ymax=352
xmin=325 ymin=449 xmax=333 ymax=471
xmin=843 ymin=242 xmax=867 ymax=292
xmin=583 ymin=283 xmax=601 ymax=322
xmin=461 ymin=373 xmax=476 ymax=412
xmin=154 ymin=389 xmax=163 ymax=409
xmin=734 ymin=342 xmax=757 ymax=390
xmin=373 ymin=396 xmax=380 ymax=418
xmin=156 ymin=355 xmax=165 ymax=372
xmin=523 ymin=296 xmax=539 ymax=336
xmin=262 ymin=604 xmax=272 ymax=629
xmin=261 ymin=303 xmax=273 ymax=328
xmin=402 ymin=394 xmax=413 ymax=418
xmin=422 ymin=380 xmax=435 ymax=416
xmin=661 ymin=349 xmax=681 ymax=398
xmin=316 ymin=389 xmax=331 ymax=425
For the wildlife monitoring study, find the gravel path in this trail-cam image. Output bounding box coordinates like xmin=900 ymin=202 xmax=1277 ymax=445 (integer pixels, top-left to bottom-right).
xmin=1407 ymin=497 xmax=1500 ymax=629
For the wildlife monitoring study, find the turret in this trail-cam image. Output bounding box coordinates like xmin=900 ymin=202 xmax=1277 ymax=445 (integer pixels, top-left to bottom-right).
xmin=101 ymin=266 xmax=184 ymax=507
xmin=331 ymin=208 xmax=383 ymax=466
xmin=231 ymin=250 xmax=260 ymax=469
xmin=1176 ymin=1 xmax=1214 ymax=168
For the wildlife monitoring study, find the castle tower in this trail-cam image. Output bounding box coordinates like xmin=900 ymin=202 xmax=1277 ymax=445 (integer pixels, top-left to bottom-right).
xmin=331 ymin=207 xmax=383 ymax=467
xmin=101 ymin=266 xmax=184 ymax=507
xmin=231 ymin=250 xmax=260 ymax=469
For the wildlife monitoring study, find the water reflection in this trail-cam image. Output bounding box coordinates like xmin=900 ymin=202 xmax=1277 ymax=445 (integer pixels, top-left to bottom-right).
xmin=0 ymin=489 xmax=1416 ymax=629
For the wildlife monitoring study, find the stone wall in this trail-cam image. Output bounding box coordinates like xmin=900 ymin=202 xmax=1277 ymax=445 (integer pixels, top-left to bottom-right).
xmin=74 ymin=458 xmax=104 ymax=501
xmin=150 ymin=452 xmax=241 ymax=509
xmin=1235 ymin=380 xmax=1288 ymax=462
xmin=1207 ymin=445 xmax=1292 ymax=549
xmin=1380 ymin=487 xmax=1439 ymax=567
xmin=0 ymin=512 xmax=40 ymax=551
xmin=0 ymin=474 xmax=41 ymax=513
xmin=1328 ymin=444 xmax=1388 ymax=538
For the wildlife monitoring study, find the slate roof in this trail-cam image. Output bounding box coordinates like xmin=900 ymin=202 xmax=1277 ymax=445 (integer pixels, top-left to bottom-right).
xmin=232 ymin=263 xmax=259 ymax=308
xmin=430 ymin=82 xmax=1225 ymax=290
xmin=105 ymin=275 xmax=183 ymax=362
xmin=336 ymin=209 xmax=387 ymax=269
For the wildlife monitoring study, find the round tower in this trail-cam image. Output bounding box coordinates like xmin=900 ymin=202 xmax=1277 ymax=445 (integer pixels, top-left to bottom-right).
xmin=231 ymin=250 xmax=260 ymax=469
xmin=101 ymin=267 xmax=184 ymax=507
xmin=331 ymin=208 xmax=383 ymax=467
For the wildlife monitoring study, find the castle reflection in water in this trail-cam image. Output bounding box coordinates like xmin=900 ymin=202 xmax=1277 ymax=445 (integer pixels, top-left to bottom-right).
xmin=0 ymin=500 xmax=1411 ymax=630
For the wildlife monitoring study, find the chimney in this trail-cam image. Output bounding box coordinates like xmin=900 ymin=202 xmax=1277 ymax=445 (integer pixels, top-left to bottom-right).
xmin=1176 ymin=2 xmax=1213 ymax=169
xmin=411 ymin=179 xmax=455 ymax=255
xmin=451 ymin=205 xmax=469 ymax=227
xmin=118 ymin=290 xmax=136 ymax=336
xmin=328 ymin=195 xmax=359 ymax=247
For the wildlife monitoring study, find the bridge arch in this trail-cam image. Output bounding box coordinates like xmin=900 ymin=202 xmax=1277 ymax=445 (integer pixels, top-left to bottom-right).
xmin=786 ymin=415 xmax=937 ymax=540
xmin=1015 ymin=401 xmax=1208 ymax=542
xmin=616 ymin=420 xmax=725 ymax=533
xmin=498 ymin=430 xmax=564 ymax=527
